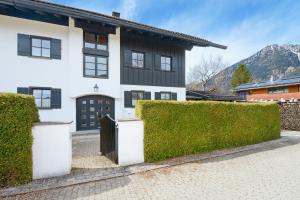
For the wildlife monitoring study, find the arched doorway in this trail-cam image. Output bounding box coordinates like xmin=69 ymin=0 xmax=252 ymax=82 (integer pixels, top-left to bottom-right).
xmin=76 ymin=95 xmax=115 ymax=131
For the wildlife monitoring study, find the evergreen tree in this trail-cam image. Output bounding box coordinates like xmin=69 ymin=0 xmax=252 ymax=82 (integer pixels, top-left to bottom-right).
xmin=230 ymin=64 xmax=253 ymax=87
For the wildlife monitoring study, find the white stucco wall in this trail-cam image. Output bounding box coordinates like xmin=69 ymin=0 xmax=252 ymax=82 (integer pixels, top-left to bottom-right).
xmin=0 ymin=15 xmax=122 ymax=132
xmin=66 ymin=19 xmax=122 ymax=132
xmin=0 ymin=14 xmax=186 ymax=133
xmin=0 ymin=15 xmax=71 ymax=123
xmin=32 ymin=123 xmax=72 ymax=179
xmin=119 ymin=85 xmax=186 ymax=119
xmin=117 ymin=119 xmax=144 ymax=166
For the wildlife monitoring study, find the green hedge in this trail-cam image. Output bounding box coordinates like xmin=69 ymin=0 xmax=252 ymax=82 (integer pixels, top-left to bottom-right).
xmin=136 ymin=101 xmax=280 ymax=162
xmin=0 ymin=93 xmax=39 ymax=187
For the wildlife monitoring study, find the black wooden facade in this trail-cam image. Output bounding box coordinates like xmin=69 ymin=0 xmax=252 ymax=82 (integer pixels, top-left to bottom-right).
xmin=120 ymin=32 xmax=186 ymax=88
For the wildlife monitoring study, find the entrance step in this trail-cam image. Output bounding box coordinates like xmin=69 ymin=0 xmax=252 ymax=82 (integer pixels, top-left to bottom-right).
xmin=72 ymin=129 xmax=99 ymax=136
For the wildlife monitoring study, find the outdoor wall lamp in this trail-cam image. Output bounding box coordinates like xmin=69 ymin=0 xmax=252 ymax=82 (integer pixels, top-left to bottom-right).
xmin=93 ymin=84 xmax=99 ymax=92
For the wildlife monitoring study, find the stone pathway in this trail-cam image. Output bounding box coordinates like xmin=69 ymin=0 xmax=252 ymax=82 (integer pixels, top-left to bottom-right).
xmin=1 ymin=131 xmax=300 ymax=199
xmin=72 ymin=134 xmax=117 ymax=169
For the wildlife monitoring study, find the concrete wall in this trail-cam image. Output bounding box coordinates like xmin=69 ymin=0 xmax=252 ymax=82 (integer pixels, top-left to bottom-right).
xmin=32 ymin=122 xmax=72 ymax=179
xmin=117 ymin=119 xmax=144 ymax=166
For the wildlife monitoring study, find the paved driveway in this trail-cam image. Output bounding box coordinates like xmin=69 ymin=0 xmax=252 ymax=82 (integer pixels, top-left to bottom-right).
xmin=72 ymin=134 xmax=117 ymax=169
xmin=6 ymin=131 xmax=300 ymax=200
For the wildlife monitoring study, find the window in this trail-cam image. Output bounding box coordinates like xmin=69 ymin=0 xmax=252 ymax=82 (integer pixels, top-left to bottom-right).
xmin=31 ymin=37 xmax=51 ymax=58
xmin=132 ymin=52 xmax=144 ymax=68
xmin=160 ymin=92 xmax=171 ymax=100
xmin=268 ymin=87 xmax=288 ymax=94
xmin=84 ymin=32 xmax=108 ymax=51
xmin=161 ymin=56 xmax=171 ymax=71
xmin=84 ymin=55 xmax=108 ymax=78
xmin=32 ymin=89 xmax=51 ymax=109
xmin=131 ymin=91 xmax=144 ymax=106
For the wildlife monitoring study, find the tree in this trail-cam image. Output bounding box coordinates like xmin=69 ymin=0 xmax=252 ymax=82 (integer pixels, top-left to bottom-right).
xmin=188 ymin=55 xmax=227 ymax=91
xmin=230 ymin=64 xmax=253 ymax=87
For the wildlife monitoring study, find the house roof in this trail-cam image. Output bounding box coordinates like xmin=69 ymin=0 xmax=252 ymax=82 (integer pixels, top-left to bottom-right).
xmin=235 ymin=76 xmax=300 ymax=91
xmin=0 ymin=0 xmax=227 ymax=50
xmin=186 ymin=90 xmax=244 ymax=101
xmin=246 ymin=93 xmax=300 ymax=101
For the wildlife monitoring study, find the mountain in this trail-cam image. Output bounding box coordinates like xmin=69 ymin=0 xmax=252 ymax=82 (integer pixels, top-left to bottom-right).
xmin=204 ymin=44 xmax=300 ymax=94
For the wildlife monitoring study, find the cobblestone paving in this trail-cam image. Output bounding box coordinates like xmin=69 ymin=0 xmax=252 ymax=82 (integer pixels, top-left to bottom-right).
xmin=72 ymin=134 xmax=117 ymax=169
xmin=5 ymin=131 xmax=300 ymax=200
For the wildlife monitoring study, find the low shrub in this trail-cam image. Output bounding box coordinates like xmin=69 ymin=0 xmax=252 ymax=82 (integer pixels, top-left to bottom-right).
xmin=136 ymin=101 xmax=280 ymax=162
xmin=0 ymin=93 xmax=39 ymax=187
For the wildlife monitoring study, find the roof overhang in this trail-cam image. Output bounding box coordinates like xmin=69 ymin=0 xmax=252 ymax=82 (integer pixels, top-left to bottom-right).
xmin=235 ymin=83 xmax=300 ymax=91
xmin=0 ymin=0 xmax=227 ymax=50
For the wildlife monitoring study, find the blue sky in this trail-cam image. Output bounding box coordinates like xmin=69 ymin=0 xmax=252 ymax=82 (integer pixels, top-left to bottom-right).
xmin=52 ymin=0 xmax=300 ymax=71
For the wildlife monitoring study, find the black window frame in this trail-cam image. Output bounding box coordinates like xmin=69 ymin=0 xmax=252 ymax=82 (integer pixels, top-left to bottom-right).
xmin=160 ymin=56 xmax=172 ymax=71
xmin=83 ymin=54 xmax=108 ymax=79
xmin=83 ymin=32 xmax=108 ymax=51
xmin=31 ymin=87 xmax=52 ymax=109
xmin=131 ymin=91 xmax=144 ymax=107
xmin=160 ymin=92 xmax=172 ymax=100
xmin=131 ymin=51 xmax=145 ymax=68
xmin=30 ymin=36 xmax=51 ymax=58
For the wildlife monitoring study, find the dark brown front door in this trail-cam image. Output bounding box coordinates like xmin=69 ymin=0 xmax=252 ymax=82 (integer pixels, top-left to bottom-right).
xmin=76 ymin=95 xmax=115 ymax=131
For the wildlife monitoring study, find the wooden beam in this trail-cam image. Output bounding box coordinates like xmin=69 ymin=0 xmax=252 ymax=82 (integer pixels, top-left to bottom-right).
xmin=34 ymin=10 xmax=48 ymax=16
xmin=14 ymin=6 xmax=30 ymax=12
xmin=53 ymin=14 xmax=62 ymax=18
xmin=0 ymin=4 xmax=10 ymax=9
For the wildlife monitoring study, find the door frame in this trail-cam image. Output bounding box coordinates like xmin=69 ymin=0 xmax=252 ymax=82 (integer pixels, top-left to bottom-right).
xmin=76 ymin=95 xmax=115 ymax=131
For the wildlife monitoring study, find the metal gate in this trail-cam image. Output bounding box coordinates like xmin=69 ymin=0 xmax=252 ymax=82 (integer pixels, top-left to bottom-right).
xmin=100 ymin=115 xmax=118 ymax=164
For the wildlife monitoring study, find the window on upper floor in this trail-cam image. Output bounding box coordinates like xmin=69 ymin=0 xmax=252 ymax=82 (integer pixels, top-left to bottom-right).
xmin=132 ymin=51 xmax=144 ymax=68
xmin=160 ymin=56 xmax=171 ymax=71
xmin=268 ymin=87 xmax=288 ymax=94
xmin=18 ymin=34 xmax=61 ymax=59
xmin=84 ymin=54 xmax=108 ymax=78
xmin=84 ymin=32 xmax=108 ymax=51
xmin=32 ymin=88 xmax=51 ymax=109
xmin=31 ymin=37 xmax=51 ymax=58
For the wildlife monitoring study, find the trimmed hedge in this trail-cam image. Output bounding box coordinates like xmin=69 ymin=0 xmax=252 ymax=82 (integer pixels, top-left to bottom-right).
xmin=0 ymin=93 xmax=39 ymax=187
xmin=136 ymin=101 xmax=280 ymax=162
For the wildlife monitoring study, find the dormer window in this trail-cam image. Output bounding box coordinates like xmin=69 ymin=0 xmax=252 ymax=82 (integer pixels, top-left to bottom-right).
xmin=84 ymin=32 xmax=108 ymax=51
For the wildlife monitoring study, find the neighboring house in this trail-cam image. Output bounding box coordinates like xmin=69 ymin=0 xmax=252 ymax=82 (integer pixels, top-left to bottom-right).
xmin=0 ymin=0 xmax=226 ymax=133
xmin=235 ymin=76 xmax=300 ymax=102
xmin=186 ymin=90 xmax=244 ymax=102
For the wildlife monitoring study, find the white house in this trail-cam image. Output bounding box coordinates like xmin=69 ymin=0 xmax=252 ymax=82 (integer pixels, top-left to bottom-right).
xmin=0 ymin=0 xmax=226 ymax=133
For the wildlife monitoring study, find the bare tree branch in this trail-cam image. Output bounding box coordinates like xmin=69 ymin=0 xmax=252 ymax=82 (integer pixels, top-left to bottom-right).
xmin=188 ymin=55 xmax=227 ymax=91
